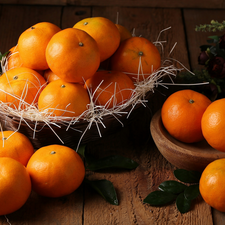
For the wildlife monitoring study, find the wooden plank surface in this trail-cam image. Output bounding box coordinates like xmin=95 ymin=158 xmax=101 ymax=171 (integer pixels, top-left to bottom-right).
xmin=1 ymin=0 xmax=225 ymax=9
xmin=0 ymin=4 xmax=224 ymax=225
xmin=0 ymin=5 xmax=62 ymax=53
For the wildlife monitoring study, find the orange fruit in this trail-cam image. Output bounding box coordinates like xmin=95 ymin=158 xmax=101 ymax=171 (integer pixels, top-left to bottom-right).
xmin=161 ymin=89 xmax=211 ymax=143
xmin=199 ymin=158 xmax=225 ymax=212
xmin=201 ymin=98 xmax=225 ymax=152
xmin=43 ymin=68 xmax=60 ymax=83
xmin=0 ymin=67 xmax=46 ymax=109
xmin=26 ymin=144 xmax=85 ymax=198
xmin=115 ymin=24 xmax=132 ymax=42
xmin=38 ymin=79 xmax=90 ymax=117
xmin=46 ymin=28 xmax=100 ymax=83
xmin=73 ymin=17 xmax=120 ymax=62
xmin=6 ymin=45 xmax=23 ymax=70
xmin=110 ymin=36 xmax=161 ymax=82
xmin=84 ymin=70 xmax=135 ymax=109
xmin=6 ymin=46 xmax=44 ymax=76
xmin=18 ymin=22 xmax=61 ymax=71
xmin=0 ymin=157 xmax=31 ymax=215
xmin=0 ymin=131 xmax=34 ymax=166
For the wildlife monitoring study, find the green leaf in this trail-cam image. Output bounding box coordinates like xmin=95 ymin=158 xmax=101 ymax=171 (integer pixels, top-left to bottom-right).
xmin=143 ymin=191 xmax=177 ymax=206
xmin=159 ymin=180 xmax=187 ymax=194
xmin=174 ymin=169 xmax=201 ymax=183
xmin=84 ymin=178 xmax=118 ymax=205
xmin=77 ymin=145 xmax=86 ymax=158
xmin=208 ymin=35 xmax=220 ymax=42
xmin=176 ymin=192 xmax=192 ymax=213
xmin=86 ymin=155 xmax=139 ymax=171
xmin=184 ymin=184 xmax=200 ymax=201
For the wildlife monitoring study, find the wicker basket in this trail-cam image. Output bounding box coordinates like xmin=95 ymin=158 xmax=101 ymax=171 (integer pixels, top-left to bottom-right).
xmin=0 ymin=48 xmax=181 ymax=150
xmin=0 ymin=91 xmax=152 ymax=150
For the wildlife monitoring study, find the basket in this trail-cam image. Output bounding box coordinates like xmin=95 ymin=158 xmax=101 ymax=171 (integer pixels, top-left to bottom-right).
xmin=0 ymin=91 xmax=152 ymax=150
xmin=0 ymin=41 xmax=181 ymax=150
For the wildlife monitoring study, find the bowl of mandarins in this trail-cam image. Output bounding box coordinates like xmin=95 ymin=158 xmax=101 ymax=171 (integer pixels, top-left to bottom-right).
xmin=150 ymin=89 xmax=225 ymax=172
xmin=0 ymin=17 xmax=179 ymax=150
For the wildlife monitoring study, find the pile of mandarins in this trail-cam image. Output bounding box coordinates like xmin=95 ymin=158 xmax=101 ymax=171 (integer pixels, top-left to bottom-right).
xmin=2 ymin=16 xmax=161 ymax=117
xmin=0 ymin=16 xmax=162 ymax=216
xmin=0 ymin=130 xmax=85 ymax=216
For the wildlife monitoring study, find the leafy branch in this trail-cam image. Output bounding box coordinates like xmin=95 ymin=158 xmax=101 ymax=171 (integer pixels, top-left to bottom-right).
xmin=143 ymin=169 xmax=201 ymax=213
xmin=195 ymin=20 xmax=225 ymax=32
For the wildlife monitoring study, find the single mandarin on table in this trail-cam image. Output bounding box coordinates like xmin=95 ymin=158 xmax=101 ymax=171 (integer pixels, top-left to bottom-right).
xmin=200 ymin=158 xmax=225 ymax=212
xmin=26 ymin=144 xmax=85 ymax=198
xmin=0 ymin=157 xmax=31 ymax=215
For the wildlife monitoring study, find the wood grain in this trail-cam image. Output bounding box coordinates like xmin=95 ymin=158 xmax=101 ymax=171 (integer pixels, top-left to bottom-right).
xmin=0 ymin=189 xmax=84 ymax=225
xmin=213 ymin=209 xmax=225 ymax=225
xmin=0 ymin=5 xmax=62 ymax=53
xmin=1 ymin=0 xmax=225 ymax=9
xmin=61 ymin=6 xmax=91 ymax=29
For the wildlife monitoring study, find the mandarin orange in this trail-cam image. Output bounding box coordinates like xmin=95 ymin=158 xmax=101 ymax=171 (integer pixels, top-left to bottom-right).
xmin=0 ymin=67 xmax=46 ymax=109
xmin=43 ymin=68 xmax=60 ymax=83
xmin=0 ymin=157 xmax=31 ymax=215
xmin=201 ymin=98 xmax=225 ymax=152
xmin=46 ymin=28 xmax=100 ymax=83
xmin=26 ymin=144 xmax=85 ymax=198
xmin=115 ymin=24 xmax=132 ymax=42
xmin=0 ymin=131 xmax=34 ymax=166
xmin=200 ymin=158 xmax=225 ymax=212
xmin=18 ymin=22 xmax=61 ymax=70
xmin=73 ymin=17 xmax=120 ymax=62
xmin=6 ymin=45 xmax=23 ymax=71
xmin=84 ymin=70 xmax=135 ymax=109
xmin=110 ymin=36 xmax=161 ymax=82
xmin=161 ymin=89 xmax=211 ymax=143
xmin=38 ymin=79 xmax=90 ymax=117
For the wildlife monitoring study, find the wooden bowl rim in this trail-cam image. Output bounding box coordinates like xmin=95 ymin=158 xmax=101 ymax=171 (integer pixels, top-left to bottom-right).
xmin=150 ymin=110 xmax=225 ymax=171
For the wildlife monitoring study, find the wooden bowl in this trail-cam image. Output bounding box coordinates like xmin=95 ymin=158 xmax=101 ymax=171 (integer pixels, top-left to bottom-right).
xmin=150 ymin=110 xmax=225 ymax=172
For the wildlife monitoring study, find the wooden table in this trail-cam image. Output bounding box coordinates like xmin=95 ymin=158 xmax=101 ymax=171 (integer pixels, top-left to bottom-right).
xmin=0 ymin=2 xmax=225 ymax=224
